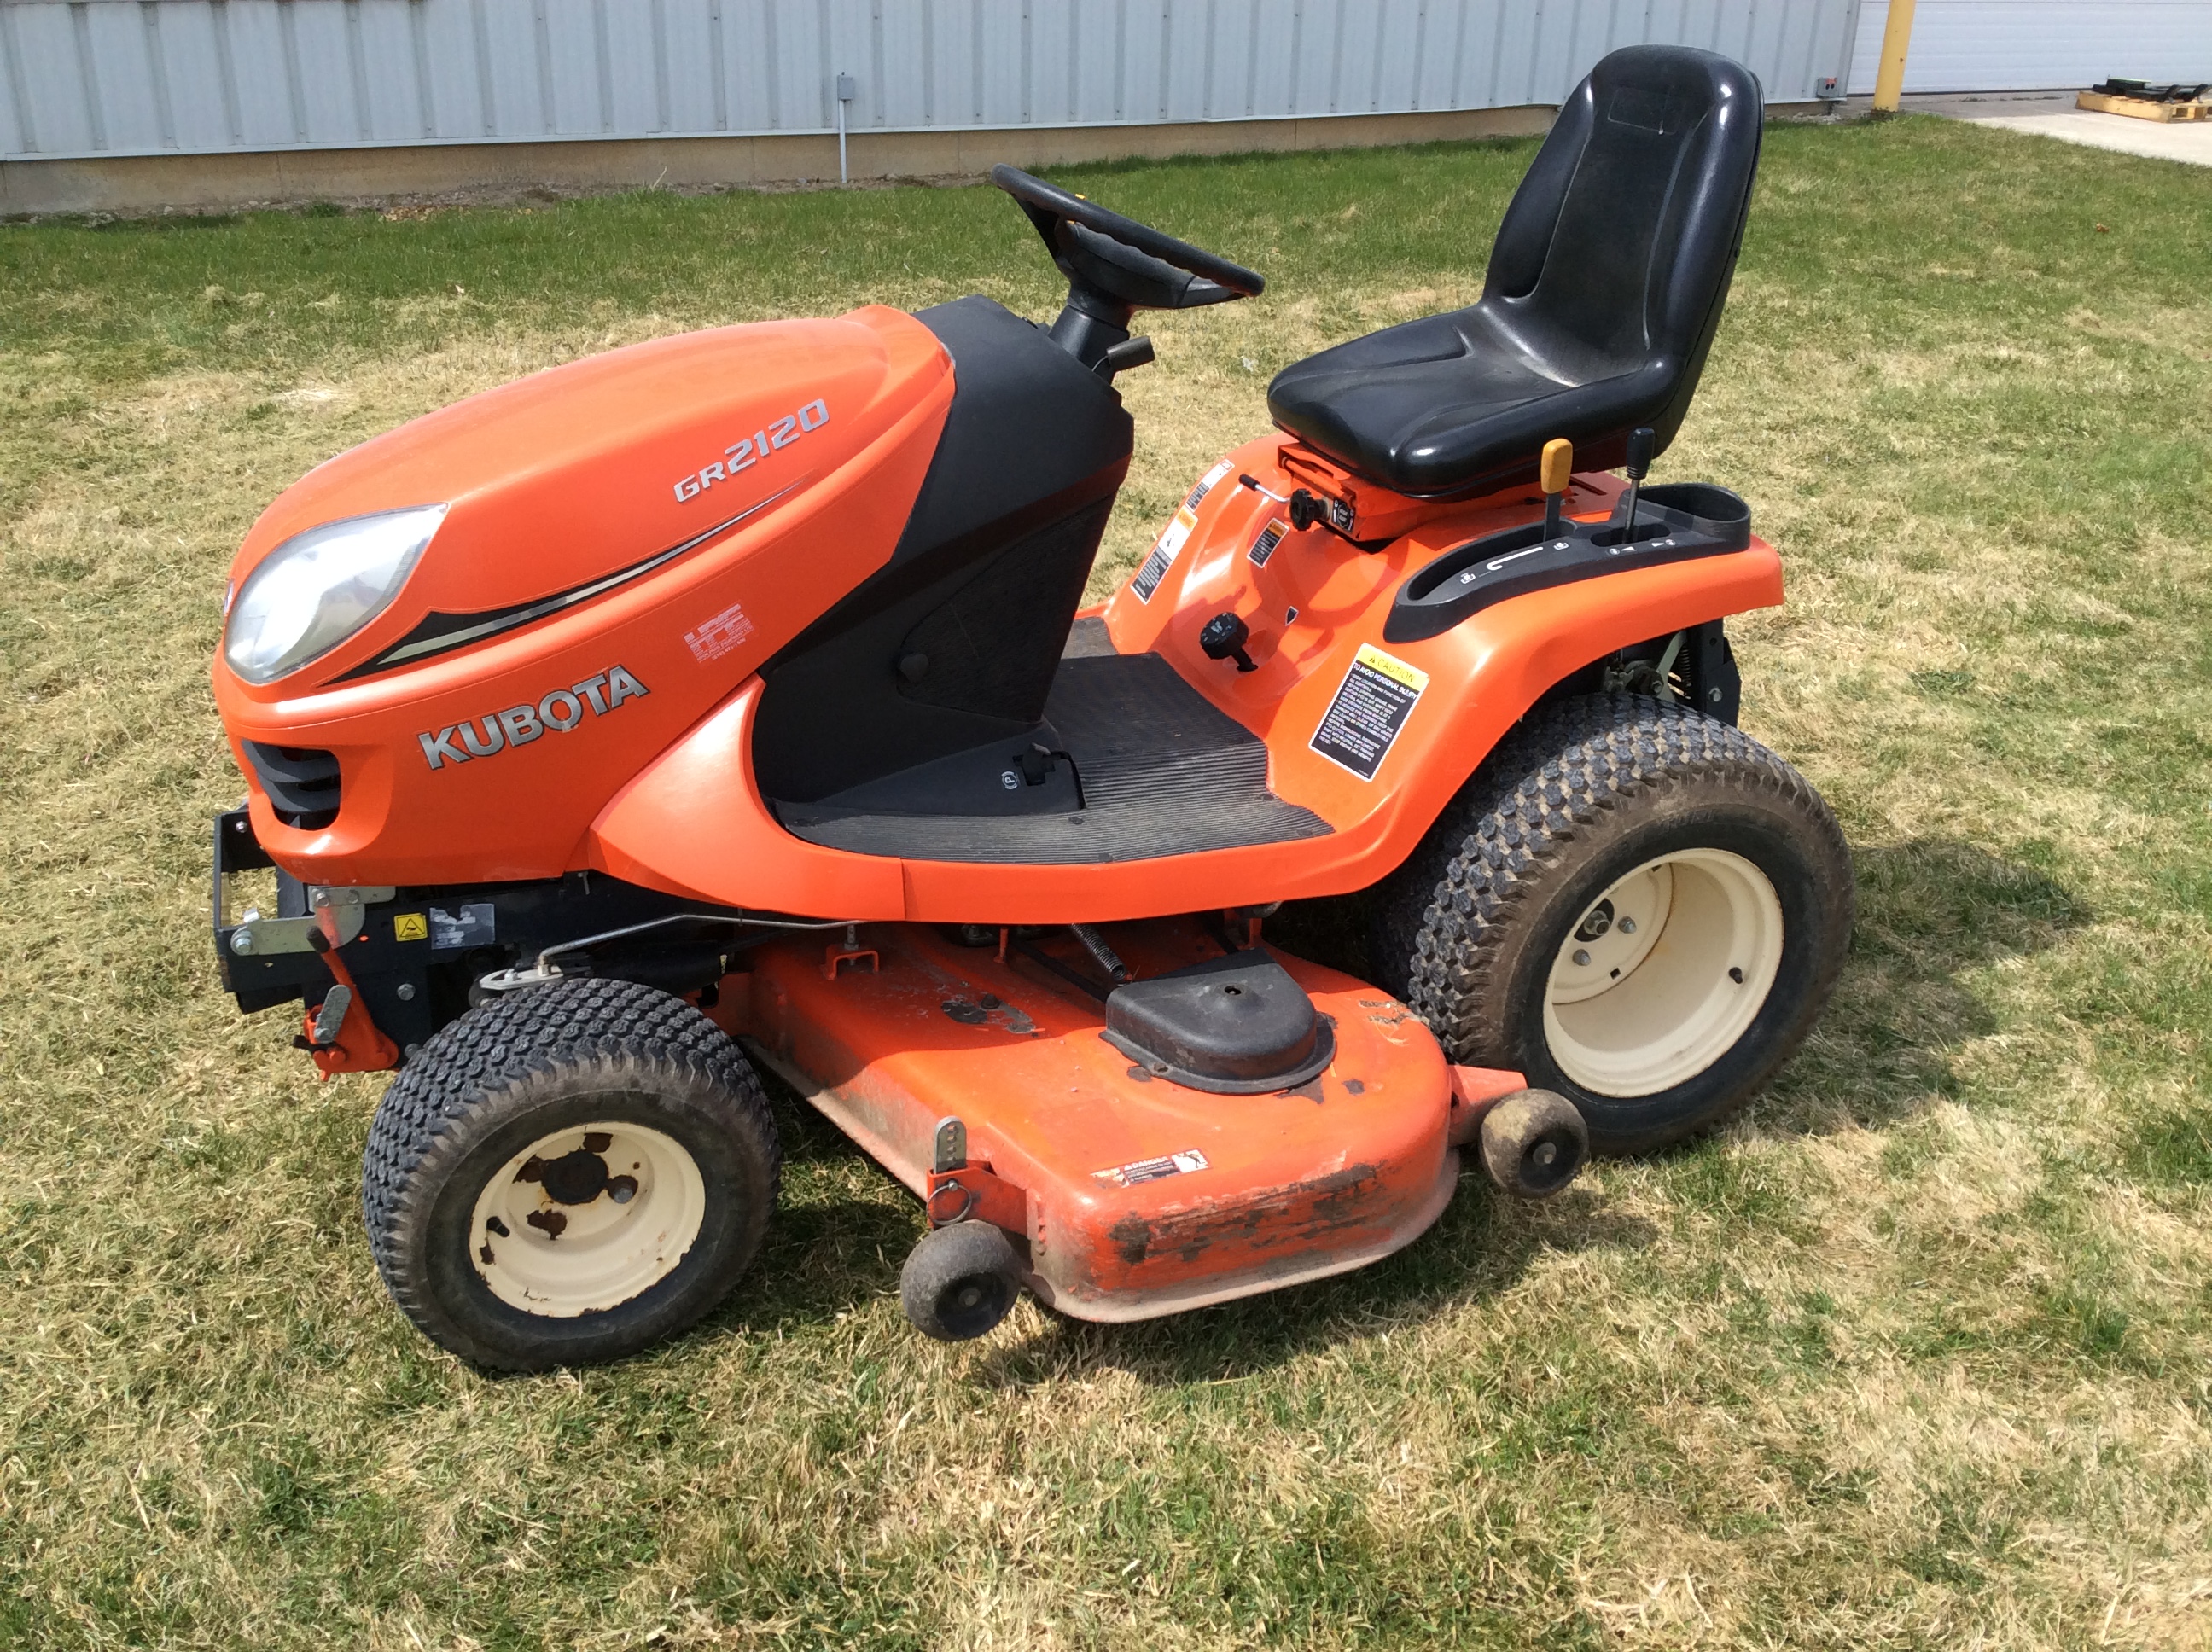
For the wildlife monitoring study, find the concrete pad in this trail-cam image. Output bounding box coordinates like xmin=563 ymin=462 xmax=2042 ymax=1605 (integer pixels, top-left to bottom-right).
xmin=1964 ymin=108 xmax=2212 ymax=167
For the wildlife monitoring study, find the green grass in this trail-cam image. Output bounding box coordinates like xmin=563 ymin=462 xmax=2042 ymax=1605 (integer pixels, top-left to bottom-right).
xmin=4 ymin=117 xmax=2212 ymax=1649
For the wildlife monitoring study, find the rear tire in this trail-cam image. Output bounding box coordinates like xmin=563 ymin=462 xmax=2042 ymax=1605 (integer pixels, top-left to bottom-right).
xmin=362 ymin=977 xmax=779 ymax=1372
xmin=1377 ymin=693 xmax=1853 ymax=1155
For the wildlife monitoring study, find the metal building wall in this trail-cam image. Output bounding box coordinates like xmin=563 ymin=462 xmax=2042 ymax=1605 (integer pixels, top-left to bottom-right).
xmin=0 ymin=0 xmax=1859 ymax=164
xmin=1848 ymin=1 xmax=2211 ymax=94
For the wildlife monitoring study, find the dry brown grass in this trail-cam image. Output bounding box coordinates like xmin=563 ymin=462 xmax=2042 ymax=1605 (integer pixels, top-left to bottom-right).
xmin=3 ymin=118 xmax=2211 ymax=1648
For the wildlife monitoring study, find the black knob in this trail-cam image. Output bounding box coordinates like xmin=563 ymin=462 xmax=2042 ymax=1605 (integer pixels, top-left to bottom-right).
xmin=1198 ymin=611 xmax=1257 ymax=672
xmin=1624 ymin=426 xmax=1656 ymax=481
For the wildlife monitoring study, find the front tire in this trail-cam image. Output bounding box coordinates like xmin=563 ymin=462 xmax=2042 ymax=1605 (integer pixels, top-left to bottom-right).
xmin=362 ymin=977 xmax=780 ymax=1371
xmin=1377 ymin=694 xmax=1853 ymax=1155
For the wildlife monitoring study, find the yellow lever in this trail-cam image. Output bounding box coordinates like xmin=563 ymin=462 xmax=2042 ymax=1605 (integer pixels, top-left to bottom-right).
xmin=1540 ymin=438 xmax=1573 ymax=496
xmin=1540 ymin=438 xmax=1572 ymax=538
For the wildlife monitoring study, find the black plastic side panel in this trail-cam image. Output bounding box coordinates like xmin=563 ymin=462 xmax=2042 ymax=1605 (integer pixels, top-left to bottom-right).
xmin=1384 ymin=484 xmax=1751 ymax=643
xmin=752 ymin=296 xmax=1133 ymax=803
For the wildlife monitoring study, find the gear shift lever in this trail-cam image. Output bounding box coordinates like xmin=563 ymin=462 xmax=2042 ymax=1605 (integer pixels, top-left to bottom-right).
xmin=1619 ymin=426 xmax=1655 ymax=541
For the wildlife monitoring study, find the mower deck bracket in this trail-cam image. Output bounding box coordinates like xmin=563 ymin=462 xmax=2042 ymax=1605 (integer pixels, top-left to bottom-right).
xmin=1446 ymin=1064 xmax=1534 ymax=1146
xmin=924 ymin=1163 xmax=1029 ymax=1233
xmin=226 ymin=886 xmax=395 ymax=957
xmin=823 ymin=938 xmax=879 ymax=980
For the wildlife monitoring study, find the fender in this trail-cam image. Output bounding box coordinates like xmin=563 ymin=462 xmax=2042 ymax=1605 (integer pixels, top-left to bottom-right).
xmin=585 ymin=446 xmax=1782 ymax=924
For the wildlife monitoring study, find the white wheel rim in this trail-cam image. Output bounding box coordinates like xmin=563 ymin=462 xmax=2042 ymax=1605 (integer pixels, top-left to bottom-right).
xmin=468 ymin=1121 xmax=707 ymax=1317
xmin=1541 ymin=847 xmax=1785 ymax=1098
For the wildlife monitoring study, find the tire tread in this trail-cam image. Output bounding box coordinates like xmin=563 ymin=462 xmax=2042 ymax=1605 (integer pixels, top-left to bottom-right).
xmin=361 ymin=977 xmax=778 ymax=1369
xmin=1377 ymin=692 xmax=1852 ymax=1147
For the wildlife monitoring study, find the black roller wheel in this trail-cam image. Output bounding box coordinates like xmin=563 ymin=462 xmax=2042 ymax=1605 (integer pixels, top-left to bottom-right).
xmin=1377 ymin=693 xmax=1853 ymax=1155
xmin=1479 ymin=1089 xmax=1589 ymax=1198
xmin=361 ymin=977 xmax=779 ymax=1372
xmin=901 ymin=1221 xmax=1022 ymax=1341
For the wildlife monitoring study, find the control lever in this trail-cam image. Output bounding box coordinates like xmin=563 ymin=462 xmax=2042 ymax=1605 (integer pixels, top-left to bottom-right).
xmin=1540 ymin=438 xmax=1572 ymax=540
xmin=1098 ymin=335 xmax=1155 ymax=378
xmin=1240 ymin=474 xmax=1329 ymax=532
xmin=1619 ymin=425 xmax=1655 ymax=538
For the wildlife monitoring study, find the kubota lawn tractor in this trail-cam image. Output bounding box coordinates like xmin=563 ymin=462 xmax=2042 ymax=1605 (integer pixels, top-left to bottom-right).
xmin=209 ymin=46 xmax=1851 ymax=1369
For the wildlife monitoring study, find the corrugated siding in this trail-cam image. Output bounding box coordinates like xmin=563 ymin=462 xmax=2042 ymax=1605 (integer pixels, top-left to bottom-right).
xmin=0 ymin=0 xmax=1860 ymax=163
xmin=1850 ymin=2 xmax=2212 ymax=94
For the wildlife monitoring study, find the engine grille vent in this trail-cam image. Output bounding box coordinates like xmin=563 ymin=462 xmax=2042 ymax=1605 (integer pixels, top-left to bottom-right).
xmin=244 ymin=742 xmax=341 ymax=830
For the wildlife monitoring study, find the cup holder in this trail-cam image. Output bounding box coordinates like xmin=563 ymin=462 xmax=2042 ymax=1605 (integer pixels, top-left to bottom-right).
xmin=1639 ymin=482 xmax=1749 ymax=532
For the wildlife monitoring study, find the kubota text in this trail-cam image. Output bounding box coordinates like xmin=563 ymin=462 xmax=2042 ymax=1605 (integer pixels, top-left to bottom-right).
xmin=417 ymin=666 xmax=649 ymax=771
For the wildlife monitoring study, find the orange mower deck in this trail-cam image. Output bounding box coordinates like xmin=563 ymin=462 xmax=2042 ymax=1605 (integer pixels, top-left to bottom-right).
xmin=720 ymin=920 xmax=1528 ymax=1320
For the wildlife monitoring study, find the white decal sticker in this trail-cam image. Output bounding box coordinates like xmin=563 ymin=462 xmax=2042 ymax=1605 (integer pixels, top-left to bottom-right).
xmin=1095 ymin=1149 xmax=1210 ymax=1188
xmin=1131 ymin=508 xmax=1197 ymax=603
xmin=1247 ymin=516 xmax=1290 ymax=567
xmin=1184 ymin=458 xmax=1236 ymax=512
xmin=428 ymin=902 xmax=497 ymax=951
xmin=684 ymin=599 xmax=756 ymax=663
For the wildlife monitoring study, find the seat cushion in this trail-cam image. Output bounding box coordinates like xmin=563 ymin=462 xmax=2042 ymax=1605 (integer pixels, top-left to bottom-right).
xmin=1271 ymin=308 xmax=1686 ymax=497
xmin=1269 ymin=308 xmax=1678 ymax=497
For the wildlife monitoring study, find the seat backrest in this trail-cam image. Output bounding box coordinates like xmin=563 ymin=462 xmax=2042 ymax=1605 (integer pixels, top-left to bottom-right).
xmin=1484 ymin=45 xmax=1761 ymax=455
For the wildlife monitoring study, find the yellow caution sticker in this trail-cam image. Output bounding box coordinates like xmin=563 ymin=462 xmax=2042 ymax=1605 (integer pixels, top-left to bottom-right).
xmin=393 ymin=912 xmax=429 ymax=942
xmin=1311 ymin=643 xmax=1430 ymax=781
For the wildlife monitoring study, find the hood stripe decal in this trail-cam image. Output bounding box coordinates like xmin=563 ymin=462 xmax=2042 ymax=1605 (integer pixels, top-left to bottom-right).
xmin=330 ymin=482 xmax=803 ymax=683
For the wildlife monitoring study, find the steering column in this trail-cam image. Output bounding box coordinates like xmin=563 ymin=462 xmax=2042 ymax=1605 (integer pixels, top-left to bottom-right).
xmin=989 ymin=165 xmax=1266 ymax=377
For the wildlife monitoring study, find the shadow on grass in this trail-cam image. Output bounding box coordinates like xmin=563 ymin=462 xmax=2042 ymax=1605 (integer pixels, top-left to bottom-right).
xmin=1747 ymin=835 xmax=2087 ymax=1138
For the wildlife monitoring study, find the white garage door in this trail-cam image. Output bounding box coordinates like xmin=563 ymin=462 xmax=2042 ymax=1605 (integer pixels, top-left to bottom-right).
xmin=1850 ymin=1 xmax=2212 ymax=93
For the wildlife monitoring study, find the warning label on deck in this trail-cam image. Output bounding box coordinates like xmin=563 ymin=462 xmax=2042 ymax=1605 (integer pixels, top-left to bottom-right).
xmin=1132 ymin=507 xmax=1197 ymax=603
xmin=1311 ymin=644 xmax=1429 ymax=781
xmin=1095 ymin=1149 xmax=1209 ymax=1188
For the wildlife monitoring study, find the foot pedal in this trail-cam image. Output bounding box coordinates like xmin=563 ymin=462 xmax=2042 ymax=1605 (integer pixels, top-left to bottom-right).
xmin=309 ymin=984 xmax=352 ymax=1047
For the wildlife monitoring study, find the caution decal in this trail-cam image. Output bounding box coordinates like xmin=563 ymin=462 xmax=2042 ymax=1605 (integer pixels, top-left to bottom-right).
xmin=1311 ymin=643 xmax=1429 ymax=782
xmin=1184 ymin=459 xmax=1236 ymax=513
xmin=1248 ymin=516 xmax=1290 ymax=567
xmin=1095 ymin=1149 xmax=1210 ymax=1188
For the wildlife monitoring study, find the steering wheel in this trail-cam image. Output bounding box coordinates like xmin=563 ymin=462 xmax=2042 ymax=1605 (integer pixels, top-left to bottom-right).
xmin=991 ymin=166 xmax=1263 ymax=370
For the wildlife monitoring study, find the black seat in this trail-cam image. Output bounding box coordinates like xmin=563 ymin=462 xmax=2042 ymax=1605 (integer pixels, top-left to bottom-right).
xmin=1266 ymin=46 xmax=1762 ymax=498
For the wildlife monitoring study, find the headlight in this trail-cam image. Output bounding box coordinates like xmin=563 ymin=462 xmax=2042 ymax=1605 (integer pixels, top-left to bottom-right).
xmin=223 ymin=505 xmax=445 ymax=684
